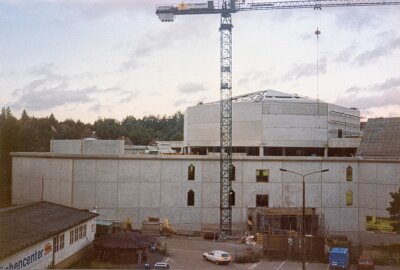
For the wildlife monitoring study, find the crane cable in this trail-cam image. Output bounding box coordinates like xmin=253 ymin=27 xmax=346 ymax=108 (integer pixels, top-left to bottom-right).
xmin=314 ymin=8 xmax=321 ymax=102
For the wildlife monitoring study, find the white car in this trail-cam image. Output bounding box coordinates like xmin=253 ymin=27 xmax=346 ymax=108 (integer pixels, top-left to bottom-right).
xmin=202 ymin=250 xmax=232 ymax=265
xmin=153 ymin=262 xmax=171 ymax=269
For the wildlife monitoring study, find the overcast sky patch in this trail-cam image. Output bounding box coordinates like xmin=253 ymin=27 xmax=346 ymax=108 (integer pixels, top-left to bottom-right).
xmin=177 ymin=82 xmax=206 ymax=94
xmin=283 ymin=57 xmax=327 ymax=81
xmin=353 ymin=37 xmax=400 ymax=66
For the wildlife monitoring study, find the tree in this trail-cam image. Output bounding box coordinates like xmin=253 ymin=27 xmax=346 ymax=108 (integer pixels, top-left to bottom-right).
xmin=387 ymin=188 xmax=400 ymax=233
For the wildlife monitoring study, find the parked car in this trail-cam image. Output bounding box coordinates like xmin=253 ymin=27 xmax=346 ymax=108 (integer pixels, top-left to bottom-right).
xmin=154 ymin=262 xmax=171 ymax=269
xmin=358 ymin=254 xmax=374 ymax=269
xmin=202 ymin=250 xmax=232 ymax=265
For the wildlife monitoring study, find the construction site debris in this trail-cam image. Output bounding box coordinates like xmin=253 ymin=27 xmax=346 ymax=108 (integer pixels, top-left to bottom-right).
xmin=141 ymin=218 xmax=161 ymax=236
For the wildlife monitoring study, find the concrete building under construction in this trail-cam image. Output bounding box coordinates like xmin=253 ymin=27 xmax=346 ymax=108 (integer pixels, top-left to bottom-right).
xmin=10 ymin=90 xmax=400 ymax=245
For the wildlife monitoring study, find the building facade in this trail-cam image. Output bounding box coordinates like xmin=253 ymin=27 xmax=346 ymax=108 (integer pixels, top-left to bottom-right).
xmin=11 ymin=153 xmax=400 ymax=245
xmin=0 ymin=202 xmax=97 ymax=270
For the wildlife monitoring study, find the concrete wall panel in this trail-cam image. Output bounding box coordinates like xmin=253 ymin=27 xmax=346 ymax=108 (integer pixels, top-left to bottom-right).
xmin=96 ymin=182 xmax=118 ymax=208
xmin=161 ymin=183 xmax=183 ymax=207
xmin=201 ymin=207 xmax=219 ymax=225
xmin=201 ymin=183 xmax=219 ymax=207
xmin=359 ymin=163 xmax=377 ymax=183
xmin=359 ymin=184 xmax=377 ymax=209
xmin=118 ymin=182 xmax=140 ymax=208
xmin=282 ymin=183 xmax=302 ymax=207
xmin=160 ymin=207 xmax=181 ymax=225
xmin=96 ymin=160 xmax=118 ymax=182
xmin=141 ymin=160 xmax=161 ymax=183
xmin=202 ymin=161 xmax=219 ymax=183
xmin=322 ymin=183 xmax=341 ymax=207
xmin=74 ymin=160 xmax=96 ymax=182
xmin=323 ymin=208 xmax=341 ymax=232
xmin=181 ymin=207 xmax=202 ymax=224
xmin=118 ymin=160 xmax=140 ymax=181
xmin=140 ymin=183 xmax=161 ymax=207
xmin=376 ymin=163 xmax=396 ymax=184
xmin=73 ymin=182 xmax=95 ymax=209
xmin=161 ymin=161 xmax=182 ymax=182
xmin=340 ymin=208 xmax=359 ymax=232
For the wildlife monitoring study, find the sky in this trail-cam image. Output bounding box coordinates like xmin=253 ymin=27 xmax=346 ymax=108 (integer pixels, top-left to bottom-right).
xmin=0 ymin=0 xmax=399 ymax=123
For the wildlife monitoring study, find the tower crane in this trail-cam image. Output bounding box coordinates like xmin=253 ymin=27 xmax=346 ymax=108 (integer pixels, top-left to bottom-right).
xmin=156 ymin=0 xmax=400 ymax=236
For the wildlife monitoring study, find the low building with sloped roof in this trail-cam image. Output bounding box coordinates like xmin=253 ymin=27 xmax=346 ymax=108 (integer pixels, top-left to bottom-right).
xmin=0 ymin=201 xmax=98 ymax=270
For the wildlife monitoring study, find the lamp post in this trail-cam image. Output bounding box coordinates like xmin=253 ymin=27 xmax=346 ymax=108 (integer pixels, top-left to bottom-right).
xmin=279 ymin=168 xmax=329 ymax=270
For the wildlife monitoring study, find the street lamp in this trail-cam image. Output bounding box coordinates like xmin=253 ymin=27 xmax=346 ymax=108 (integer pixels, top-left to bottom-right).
xmin=279 ymin=168 xmax=329 ymax=270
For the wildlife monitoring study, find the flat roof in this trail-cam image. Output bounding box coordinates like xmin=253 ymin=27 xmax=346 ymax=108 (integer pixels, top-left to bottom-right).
xmin=0 ymin=201 xmax=98 ymax=259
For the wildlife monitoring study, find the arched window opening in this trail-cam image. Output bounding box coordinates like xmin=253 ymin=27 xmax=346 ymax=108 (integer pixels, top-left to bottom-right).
xmin=346 ymin=190 xmax=353 ymax=206
xmin=346 ymin=165 xmax=353 ymax=181
xmin=229 ymin=189 xmax=235 ymax=206
xmin=188 ymin=164 xmax=195 ymax=180
xmin=187 ymin=190 xmax=195 ymax=206
xmin=230 ymin=165 xmax=235 ymax=181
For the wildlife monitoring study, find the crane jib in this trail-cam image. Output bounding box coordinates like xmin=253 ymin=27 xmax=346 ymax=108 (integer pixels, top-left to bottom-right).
xmin=156 ymin=0 xmax=400 ymax=17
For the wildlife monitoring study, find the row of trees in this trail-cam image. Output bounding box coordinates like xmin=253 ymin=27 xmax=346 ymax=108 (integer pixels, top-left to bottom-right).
xmin=0 ymin=107 xmax=183 ymax=207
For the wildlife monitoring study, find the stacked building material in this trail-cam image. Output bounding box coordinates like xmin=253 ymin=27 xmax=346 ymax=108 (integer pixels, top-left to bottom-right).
xmin=141 ymin=217 xmax=160 ymax=236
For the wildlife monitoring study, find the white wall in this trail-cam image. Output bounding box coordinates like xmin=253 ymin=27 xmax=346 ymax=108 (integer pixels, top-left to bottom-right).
xmin=11 ymin=153 xmax=400 ymax=245
xmin=185 ymin=100 xmax=358 ymax=148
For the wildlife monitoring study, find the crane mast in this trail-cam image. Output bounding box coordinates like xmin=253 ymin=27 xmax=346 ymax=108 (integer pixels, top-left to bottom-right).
xmin=156 ymin=0 xmax=400 ymax=236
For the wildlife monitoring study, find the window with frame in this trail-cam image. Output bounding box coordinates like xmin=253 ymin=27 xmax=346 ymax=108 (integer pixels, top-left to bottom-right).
xmin=256 ymin=169 xmax=269 ymax=182
xmin=54 ymin=234 xmax=65 ymax=252
xmin=70 ymin=225 xmax=87 ymax=244
xmin=188 ymin=164 xmax=195 ymax=180
xmin=346 ymin=166 xmax=353 ymax=181
xmin=70 ymin=230 xmax=74 ymax=244
xmin=256 ymin=194 xmax=269 ymax=207
xmin=187 ymin=189 xmax=195 ymax=206
xmin=346 ymin=190 xmax=353 ymax=206
xmin=229 ymin=165 xmax=235 ymax=181
xmin=74 ymin=227 xmax=79 ymax=242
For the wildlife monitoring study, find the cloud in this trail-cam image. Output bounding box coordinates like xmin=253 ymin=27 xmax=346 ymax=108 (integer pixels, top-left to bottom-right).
xmin=353 ymin=37 xmax=400 ymax=66
xmin=283 ymin=58 xmax=327 ymax=81
xmin=118 ymin=92 xmax=139 ymax=104
xmin=89 ymin=103 xmax=101 ymax=112
xmin=335 ymin=77 xmax=400 ymax=111
xmin=335 ymin=88 xmax=400 ymax=109
xmin=334 ymin=9 xmax=378 ymax=31
xmin=120 ymin=20 xmax=208 ymax=71
xmin=333 ymin=44 xmax=358 ymax=63
xmin=174 ymin=99 xmax=188 ymax=107
xmin=12 ymin=84 xmax=98 ymax=111
xmin=344 ymin=77 xmax=400 ymax=94
xmin=10 ymin=63 xmax=124 ymax=111
xmin=177 ymin=82 xmax=206 ymax=94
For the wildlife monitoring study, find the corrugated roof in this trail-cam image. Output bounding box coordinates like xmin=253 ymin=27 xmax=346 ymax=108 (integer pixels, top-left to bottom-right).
xmin=356 ymin=117 xmax=400 ymax=157
xmin=0 ymin=201 xmax=98 ymax=259
xmin=206 ymin=89 xmax=315 ymax=104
